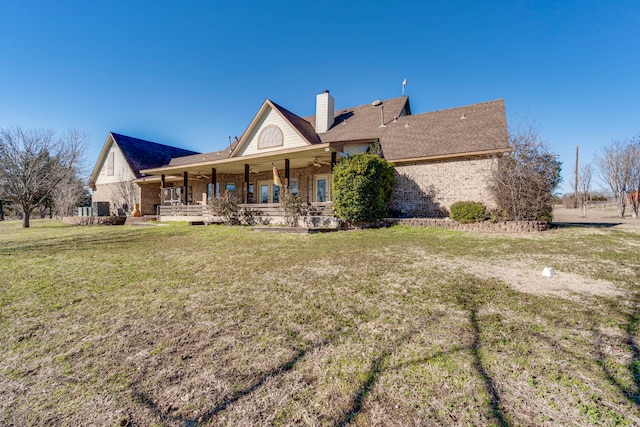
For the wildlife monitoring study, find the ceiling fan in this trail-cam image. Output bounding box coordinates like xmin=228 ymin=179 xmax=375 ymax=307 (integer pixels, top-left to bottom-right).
xmin=309 ymin=157 xmax=330 ymax=167
xmin=195 ymin=172 xmax=210 ymax=180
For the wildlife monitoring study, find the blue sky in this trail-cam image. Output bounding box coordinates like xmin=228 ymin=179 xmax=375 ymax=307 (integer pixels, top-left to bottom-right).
xmin=1 ymin=0 xmax=638 ymax=194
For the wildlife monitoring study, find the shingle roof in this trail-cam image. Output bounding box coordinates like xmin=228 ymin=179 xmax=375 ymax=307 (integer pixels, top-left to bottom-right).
xmin=155 ymin=96 xmax=507 ymax=169
xmin=306 ymin=96 xmax=411 ymax=143
xmin=168 ymin=141 xmax=238 ymax=167
xmin=379 ymin=99 xmax=509 ymax=161
xmin=112 ymin=133 xmax=200 ymax=177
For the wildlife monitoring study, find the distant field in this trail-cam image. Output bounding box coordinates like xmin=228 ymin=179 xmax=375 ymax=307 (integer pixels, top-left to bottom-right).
xmin=1 ymin=220 xmax=640 ymax=426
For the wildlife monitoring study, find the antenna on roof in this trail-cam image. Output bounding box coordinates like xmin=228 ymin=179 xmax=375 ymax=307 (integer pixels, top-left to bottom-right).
xmin=402 ymin=78 xmax=407 ymax=96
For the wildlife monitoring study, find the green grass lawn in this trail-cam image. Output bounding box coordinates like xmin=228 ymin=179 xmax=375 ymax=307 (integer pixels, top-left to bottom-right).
xmin=1 ymin=220 xmax=640 ymax=426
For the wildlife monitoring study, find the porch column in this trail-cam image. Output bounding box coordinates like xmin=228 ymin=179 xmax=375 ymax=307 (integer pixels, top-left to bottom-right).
xmin=211 ymin=168 xmax=216 ymax=200
xmin=284 ymin=158 xmax=290 ymax=191
xmin=161 ymin=174 xmax=165 ymax=205
xmin=244 ymin=164 xmax=250 ymax=203
xmin=331 ymin=152 xmax=337 ymax=170
xmin=183 ymin=172 xmax=188 ymax=205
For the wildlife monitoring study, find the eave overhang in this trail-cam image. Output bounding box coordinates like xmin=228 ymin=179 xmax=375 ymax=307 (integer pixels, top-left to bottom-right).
xmin=140 ymin=140 xmax=373 ymax=178
xmin=388 ymin=147 xmax=511 ymax=164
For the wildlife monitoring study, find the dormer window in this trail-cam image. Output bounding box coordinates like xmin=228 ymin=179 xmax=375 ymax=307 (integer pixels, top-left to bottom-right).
xmin=258 ymin=125 xmax=283 ymax=149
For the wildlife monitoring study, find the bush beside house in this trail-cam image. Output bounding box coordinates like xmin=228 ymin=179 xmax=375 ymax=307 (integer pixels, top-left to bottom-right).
xmin=450 ymin=201 xmax=487 ymax=223
xmin=332 ymin=154 xmax=395 ymax=224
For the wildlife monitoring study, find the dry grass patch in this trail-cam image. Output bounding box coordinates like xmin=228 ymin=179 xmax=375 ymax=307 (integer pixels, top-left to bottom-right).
xmin=1 ymin=220 xmax=640 ymax=426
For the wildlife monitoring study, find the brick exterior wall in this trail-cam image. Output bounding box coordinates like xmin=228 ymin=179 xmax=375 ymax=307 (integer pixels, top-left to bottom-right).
xmin=140 ymin=184 xmax=161 ymax=216
xmin=389 ymin=156 xmax=497 ymax=217
xmin=92 ymin=182 xmax=142 ymax=216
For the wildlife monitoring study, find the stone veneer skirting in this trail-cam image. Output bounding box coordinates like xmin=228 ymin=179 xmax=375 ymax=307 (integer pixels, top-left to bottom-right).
xmin=387 ymin=218 xmax=550 ymax=232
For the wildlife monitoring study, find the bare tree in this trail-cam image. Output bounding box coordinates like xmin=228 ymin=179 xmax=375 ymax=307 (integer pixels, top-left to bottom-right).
xmin=113 ymin=176 xmax=140 ymax=215
xmin=0 ymin=126 xmax=86 ymax=227
xmin=51 ymin=175 xmax=88 ymax=218
xmin=596 ymin=138 xmax=634 ymax=218
xmin=490 ymin=118 xmax=562 ymax=221
xmin=577 ymin=163 xmax=593 ymax=218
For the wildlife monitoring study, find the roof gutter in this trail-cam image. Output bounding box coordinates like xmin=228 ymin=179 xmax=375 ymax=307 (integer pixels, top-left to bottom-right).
xmin=389 ymin=147 xmax=511 ymax=164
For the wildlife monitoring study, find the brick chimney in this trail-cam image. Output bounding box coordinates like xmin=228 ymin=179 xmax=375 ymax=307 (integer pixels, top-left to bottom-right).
xmin=315 ymin=90 xmax=335 ymax=133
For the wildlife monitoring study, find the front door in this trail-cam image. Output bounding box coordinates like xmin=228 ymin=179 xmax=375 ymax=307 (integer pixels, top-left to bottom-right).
xmin=314 ymin=174 xmax=330 ymax=203
xmin=257 ymin=181 xmax=281 ymax=203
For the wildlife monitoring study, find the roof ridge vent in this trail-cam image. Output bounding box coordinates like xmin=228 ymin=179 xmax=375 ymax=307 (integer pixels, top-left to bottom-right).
xmin=372 ymin=100 xmax=383 ymax=106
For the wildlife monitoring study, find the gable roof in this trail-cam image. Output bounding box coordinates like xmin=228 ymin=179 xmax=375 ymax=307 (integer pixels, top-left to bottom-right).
xmin=229 ymin=99 xmax=322 ymax=158
xmin=88 ymin=132 xmax=200 ymax=187
xmin=113 ymin=133 xmax=201 ymax=177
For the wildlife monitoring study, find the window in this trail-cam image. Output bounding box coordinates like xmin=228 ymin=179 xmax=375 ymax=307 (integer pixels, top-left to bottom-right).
xmin=107 ymin=152 xmax=114 ymax=176
xmin=226 ymin=183 xmax=236 ymax=194
xmin=289 ymin=179 xmax=299 ymax=197
xmin=248 ymin=183 xmax=254 ymax=203
xmin=163 ymin=187 xmax=184 ymax=205
xmin=257 ymin=125 xmax=283 ymax=149
xmin=273 ymin=184 xmax=280 ymax=203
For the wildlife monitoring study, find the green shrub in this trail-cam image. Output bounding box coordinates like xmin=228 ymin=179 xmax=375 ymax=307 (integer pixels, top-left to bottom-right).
xmin=332 ymin=154 xmax=395 ymax=223
xmin=450 ymin=201 xmax=487 ymax=223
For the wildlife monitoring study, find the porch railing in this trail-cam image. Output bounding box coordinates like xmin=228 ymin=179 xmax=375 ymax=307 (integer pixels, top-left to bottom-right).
xmin=158 ymin=204 xmax=210 ymax=217
xmin=157 ymin=202 xmax=334 ymax=223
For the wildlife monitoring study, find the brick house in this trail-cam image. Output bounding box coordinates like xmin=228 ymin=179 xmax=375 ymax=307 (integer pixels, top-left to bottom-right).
xmin=89 ymin=91 xmax=510 ymax=221
xmin=87 ymin=133 xmax=199 ymax=216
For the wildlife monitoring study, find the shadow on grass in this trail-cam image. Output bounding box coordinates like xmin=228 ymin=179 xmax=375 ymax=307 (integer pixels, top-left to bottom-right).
xmin=334 ymin=334 xmax=471 ymax=426
xmin=131 ymin=334 xmax=337 ymax=427
xmin=626 ymin=311 xmax=640 ymax=404
xmin=335 ymin=347 xmax=396 ymax=427
xmin=458 ymin=290 xmax=510 ymax=427
xmin=197 ymin=337 xmax=332 ymax=423
xmin=0 ymin=229 xmax=155 ymax=255
xmin=469 ymin=307 xmax=509 ymax=427
xmin=551 ymin=221 xmax=621 ymax=229
xmin=593 ymin=302 xmax=640 ymax=407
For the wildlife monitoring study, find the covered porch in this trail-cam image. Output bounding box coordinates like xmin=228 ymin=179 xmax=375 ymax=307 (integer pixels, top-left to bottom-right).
xmin=139 ymin=141 xmax=369 ymax=224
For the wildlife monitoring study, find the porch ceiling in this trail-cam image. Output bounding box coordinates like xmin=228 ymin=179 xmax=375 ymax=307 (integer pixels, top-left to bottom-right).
xmin=141 ymin=143 xmax=345 ymax=178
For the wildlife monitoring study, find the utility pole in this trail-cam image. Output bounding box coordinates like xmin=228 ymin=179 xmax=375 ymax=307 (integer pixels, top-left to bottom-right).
xmin=574 ymin=146 xmax=579 ymax=208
